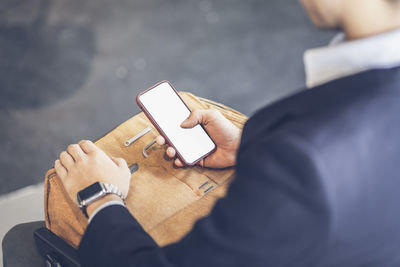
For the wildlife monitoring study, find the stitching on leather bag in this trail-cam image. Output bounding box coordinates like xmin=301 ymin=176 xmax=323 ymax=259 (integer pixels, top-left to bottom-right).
xmin=147 ymin=174 xmax=234 ymax=234
xmin=44 ymin=171 xmax=56 ymax=228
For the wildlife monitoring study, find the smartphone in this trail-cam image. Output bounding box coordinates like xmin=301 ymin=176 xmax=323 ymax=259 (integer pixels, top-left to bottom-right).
xmin=136 ymin=81 xmax=216 ymax=166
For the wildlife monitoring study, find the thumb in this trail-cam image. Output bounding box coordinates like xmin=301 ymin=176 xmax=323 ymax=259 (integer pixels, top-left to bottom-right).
xmin=111 ymin=157 xmax=128 ymax=168
xmin=181 ymin=109 xmax=206 ymax=128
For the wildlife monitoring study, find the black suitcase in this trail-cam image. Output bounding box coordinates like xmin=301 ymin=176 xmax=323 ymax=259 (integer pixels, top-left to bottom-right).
xmin=34 ymin=227 xmax=81 ymax=267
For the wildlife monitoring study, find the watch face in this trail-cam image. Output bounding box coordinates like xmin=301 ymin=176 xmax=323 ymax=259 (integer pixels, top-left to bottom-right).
xmin=78 ymin=182 xmax=103 ymax=202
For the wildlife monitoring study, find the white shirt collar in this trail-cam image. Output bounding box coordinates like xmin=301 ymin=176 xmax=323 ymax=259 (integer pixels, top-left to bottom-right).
xmin=304 ymin=28 xmax=400 ymax=88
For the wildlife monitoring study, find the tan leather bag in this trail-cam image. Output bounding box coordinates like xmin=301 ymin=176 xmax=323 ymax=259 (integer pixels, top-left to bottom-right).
xmin=44 ymin=92 xmax=248 ymax=248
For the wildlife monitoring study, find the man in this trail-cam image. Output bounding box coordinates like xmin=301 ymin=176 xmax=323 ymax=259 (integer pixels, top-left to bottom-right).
xmin=55 ymin=0 xmax=400 ymax=266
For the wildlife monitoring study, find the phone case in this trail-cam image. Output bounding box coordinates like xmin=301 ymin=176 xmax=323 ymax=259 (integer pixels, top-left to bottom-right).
xmin=136 ymin=80 xmax=216 ymax=166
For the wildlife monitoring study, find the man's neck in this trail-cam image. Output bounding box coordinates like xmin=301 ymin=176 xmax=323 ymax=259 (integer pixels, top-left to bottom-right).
xmin=342 ymin=1 xmax=400 ymax=40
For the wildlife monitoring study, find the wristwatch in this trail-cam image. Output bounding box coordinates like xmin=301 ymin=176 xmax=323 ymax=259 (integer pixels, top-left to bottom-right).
xmin=77 ymin=182 xmax=125 ymax=218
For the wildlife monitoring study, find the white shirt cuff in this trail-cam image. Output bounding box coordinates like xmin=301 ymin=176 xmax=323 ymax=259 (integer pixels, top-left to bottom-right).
xmin=88 ymin=200 xmax=126 ymax=224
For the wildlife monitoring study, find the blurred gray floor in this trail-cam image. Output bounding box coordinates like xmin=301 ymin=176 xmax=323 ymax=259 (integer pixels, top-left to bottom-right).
xmin=0 ymin=0 xmax=334 ymax=195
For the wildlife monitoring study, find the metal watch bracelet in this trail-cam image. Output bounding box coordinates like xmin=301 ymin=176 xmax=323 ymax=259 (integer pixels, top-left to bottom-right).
xmin=102 ymin=183 xmax=126 ymax=203
xmin=78 ymin=182 xmax=125 ymax=218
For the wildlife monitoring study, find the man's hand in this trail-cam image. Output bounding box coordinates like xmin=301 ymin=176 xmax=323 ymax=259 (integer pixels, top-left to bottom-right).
xmin=54 ymin=140 xmax=131 ymax=216
xmin=156 ymin=109 xmax=241 ymax=169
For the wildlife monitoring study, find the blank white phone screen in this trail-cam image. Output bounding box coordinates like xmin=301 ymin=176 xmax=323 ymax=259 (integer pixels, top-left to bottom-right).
xmin=138 ymin=82 xmax=216 ymax=164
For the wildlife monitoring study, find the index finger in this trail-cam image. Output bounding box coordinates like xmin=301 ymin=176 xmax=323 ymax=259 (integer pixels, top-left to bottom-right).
xmin=78 ymin=140 xmax=99 ymax=154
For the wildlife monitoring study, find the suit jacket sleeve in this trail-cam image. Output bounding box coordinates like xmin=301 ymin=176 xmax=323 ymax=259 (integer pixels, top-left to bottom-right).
xmin=78 ymin=130 xmax=330 ymax=267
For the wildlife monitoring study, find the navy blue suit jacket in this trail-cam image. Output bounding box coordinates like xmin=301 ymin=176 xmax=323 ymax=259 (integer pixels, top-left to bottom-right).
xmin=78 ymin=67 xmax=400 ymax=266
